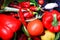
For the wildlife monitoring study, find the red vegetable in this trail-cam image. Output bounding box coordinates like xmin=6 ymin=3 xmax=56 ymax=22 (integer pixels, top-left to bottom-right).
xmin=0 ymin=14 xmax=21 ymax=39
xmin=42 ymin=10 xmax=60 ymax=32
xmin=19 ymin=8 xmax=27 ymax=27
xmin=27 ymin=19 xmax=44 ymax=36
xmin=23 ymin=11 xmax=34 ymax=19
xmin=21 ymin=2 xmax=30 ymax=8
xmin=30 ymin=6 xmax=39 ymax=11
xmin=38 ymin=0 xmax=44 ymax=5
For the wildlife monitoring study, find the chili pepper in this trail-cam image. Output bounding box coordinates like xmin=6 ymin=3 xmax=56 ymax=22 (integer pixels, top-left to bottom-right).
xmin=19 ymin=7 xmax=27 ymax=27
xmin=42 ymin=10 xmax=60 ymax=32
xmin=30 ymin=6 xmax=40 ymax=11
xmin=20 ymin=2 xmax=30 ymax=8
xmin=0 ymin=14 xmax=21 ymax=39
xmin=23 ymin=11 xmax=34 ymax=19
xmin=38 ymin=0 xmax=44 ymax=5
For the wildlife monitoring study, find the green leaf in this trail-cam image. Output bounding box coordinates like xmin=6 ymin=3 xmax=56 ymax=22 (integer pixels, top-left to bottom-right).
xmin=22 ymin=26 xmax=30 ymax=37
xmin=1 ymin=0 xmax=14 ymax=9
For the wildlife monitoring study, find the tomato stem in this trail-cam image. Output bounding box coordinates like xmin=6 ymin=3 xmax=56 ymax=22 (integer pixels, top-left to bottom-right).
xmin=52 ymin=14 xmax=58 ymax=26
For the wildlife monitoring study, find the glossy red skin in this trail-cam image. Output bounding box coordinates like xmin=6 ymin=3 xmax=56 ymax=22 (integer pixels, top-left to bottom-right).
xmin=30 ymin=6 xmax=37 ymax=11
xmin=23 ymin=11 xmax=34 ymax=19
xmin=19 ymin=8 xmax=27 ymax=27
xmin=21 ymin=2 xmax=30 ymax=8
xmin=38 ymin=0 xmax=44 ymax=5
xmin=0 ymin=25 xmax=14 ymax=39
xmin=0 ymin=14 xmax=21 ymax=39
xmin=27 ymin=19 xmax=44 ymax=36
xmin=42 ymin=10 xmax=60 ymax=32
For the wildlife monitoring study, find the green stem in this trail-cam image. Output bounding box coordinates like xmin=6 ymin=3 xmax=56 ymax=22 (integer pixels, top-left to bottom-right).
xmin=22 ymin=26 xmax=32 ymax=40
xmin=37 ymin=6 xmax=41 ymax=11
xmin=30 ymin=2 xmax=35 ymax=5
xmin=28 ymin=37 xmax=32 ymax=40
xmin=33 ymin=12 xmax=38 ymax=15
xmin=22 ymin=26 xmax=30 ymax=37
xmin=14 ymin=32 xmax=17 ymax=40
xmin=52 ymin=14 xmax=58 ymax=26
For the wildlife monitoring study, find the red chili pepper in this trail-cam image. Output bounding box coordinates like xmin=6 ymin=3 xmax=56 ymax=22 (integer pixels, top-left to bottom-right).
xmin=38 ymin=0 xmax=44 ymax=5
xmin=23 ymin=11 xmax=34 ymax=19
xmin=20 ymin=2 xmax=30 ymax=8
xmin=19 ymin=8 xmax=27 ymax=27
xmin=42 ymin=10 xmax=60 ymax=32
xmin=0 ymin=14 xmax=21 ymax=39
xmin=30 ymin=6 xmax=39 ymax=11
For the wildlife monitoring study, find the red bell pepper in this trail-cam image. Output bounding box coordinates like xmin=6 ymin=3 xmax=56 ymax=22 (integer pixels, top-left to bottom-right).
xmin=42 ymin=10 xmax=60 ymax=32
xmin=0 ymin=14 xmax=21 ymax=39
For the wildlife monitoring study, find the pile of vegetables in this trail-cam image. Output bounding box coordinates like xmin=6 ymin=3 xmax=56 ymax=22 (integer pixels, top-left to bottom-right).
xmin=0 ymin=0 xmax=60 ymax=40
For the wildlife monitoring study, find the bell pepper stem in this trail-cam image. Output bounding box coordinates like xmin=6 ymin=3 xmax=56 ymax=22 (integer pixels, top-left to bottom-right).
xmin=52 ymin=14 xmax=58 ymax=26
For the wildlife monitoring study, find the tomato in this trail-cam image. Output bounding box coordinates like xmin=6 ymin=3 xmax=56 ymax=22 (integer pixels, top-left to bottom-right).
xmin=27 ymin=19 xmax=44 ymax=36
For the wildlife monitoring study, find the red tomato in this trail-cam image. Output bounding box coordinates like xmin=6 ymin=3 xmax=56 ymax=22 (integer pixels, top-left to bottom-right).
xmin=27 ymin=19 xmax=44 ymax=36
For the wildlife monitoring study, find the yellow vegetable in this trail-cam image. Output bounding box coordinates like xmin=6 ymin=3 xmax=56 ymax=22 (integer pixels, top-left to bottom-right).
xmin=41 ymin=30 xmax=55 ymax=40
